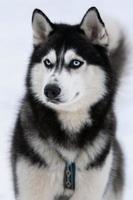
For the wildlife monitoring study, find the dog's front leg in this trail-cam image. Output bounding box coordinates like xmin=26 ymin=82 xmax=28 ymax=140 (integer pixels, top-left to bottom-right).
xmin=70 ymin=151 xmax=112 ymax=200
xmin=16 ymin=158 xmax=64 ymax=200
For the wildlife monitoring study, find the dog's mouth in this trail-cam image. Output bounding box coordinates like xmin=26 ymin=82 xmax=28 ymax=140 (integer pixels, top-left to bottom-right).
xmin=48 ymin=98 xmax=64 ymax=104
xmin=47 ymin=92 xmax=80 ymax=105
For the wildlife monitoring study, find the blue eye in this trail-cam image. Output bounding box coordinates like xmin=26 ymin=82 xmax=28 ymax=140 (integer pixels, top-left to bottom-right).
xmin=69 ymin=59 xmax=83 ymax=69
xmin=44 ymin=59 xmax=53 ymax=69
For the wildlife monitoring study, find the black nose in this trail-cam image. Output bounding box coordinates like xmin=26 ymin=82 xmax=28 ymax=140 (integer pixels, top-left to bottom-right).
xmin=44 ymin=84 xmax=61 ymax=99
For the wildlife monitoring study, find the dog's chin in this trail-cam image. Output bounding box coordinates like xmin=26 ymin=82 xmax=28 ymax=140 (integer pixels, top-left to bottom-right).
xmin=46 ymin=100 xmax=79 ymax=112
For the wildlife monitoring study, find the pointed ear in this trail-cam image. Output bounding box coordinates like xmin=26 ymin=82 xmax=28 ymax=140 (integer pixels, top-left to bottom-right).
xmin=80 ymin=7 xmax=108 ymax=47
xmin=32 ymin=9 xmax=53 ymax=46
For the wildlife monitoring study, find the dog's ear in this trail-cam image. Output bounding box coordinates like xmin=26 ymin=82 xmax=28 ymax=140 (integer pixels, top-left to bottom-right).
xmin=32 ymin=9 xmax=53 ymax=46
xmin=80 ymin=7 xmax=108 ymax=47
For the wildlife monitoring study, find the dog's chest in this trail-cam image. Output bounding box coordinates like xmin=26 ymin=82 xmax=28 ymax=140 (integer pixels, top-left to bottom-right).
xmin=44 ymin=147 xmax=112 ymax=199
xmin=17 ymin=146 xmax=112 ymax=200
xmin=23 ymin=135 xmax=112 ymax=200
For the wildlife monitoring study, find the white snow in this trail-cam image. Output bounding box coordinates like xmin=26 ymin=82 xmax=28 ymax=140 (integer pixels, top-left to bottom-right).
xmin=0 ymin=0 xmax=133 ymax=199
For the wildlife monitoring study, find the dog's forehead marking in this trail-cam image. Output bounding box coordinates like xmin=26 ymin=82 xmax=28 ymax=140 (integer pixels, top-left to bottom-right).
xmin=57 ymin=47 xmax=65 ymax=71
xmin=43 ymin=49 xmax=56 ymax=63
xmin=64 ymin=49 xmax=84 ymax=64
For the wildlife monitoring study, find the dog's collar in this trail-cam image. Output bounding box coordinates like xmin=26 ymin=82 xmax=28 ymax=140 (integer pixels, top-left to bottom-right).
xmin=64 ymin=162 xmax=76 ymax=190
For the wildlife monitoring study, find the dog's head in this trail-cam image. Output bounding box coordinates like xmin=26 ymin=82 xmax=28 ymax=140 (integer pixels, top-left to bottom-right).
xmin=28 ymin=7 xmax=111 ymax=112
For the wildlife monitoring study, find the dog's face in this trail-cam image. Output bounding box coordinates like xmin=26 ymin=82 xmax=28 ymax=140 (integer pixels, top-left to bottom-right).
xmin=29 ymin=7 xmax=110 ymax=112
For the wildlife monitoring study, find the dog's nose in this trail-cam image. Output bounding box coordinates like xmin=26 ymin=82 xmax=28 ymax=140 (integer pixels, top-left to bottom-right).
xmin=44 ymin=84 xmax=61 ymax=99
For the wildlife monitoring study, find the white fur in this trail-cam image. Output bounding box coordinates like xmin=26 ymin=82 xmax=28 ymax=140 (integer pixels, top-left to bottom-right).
xmin=16 ymin=148 xmax=113 ymax=200
xmin=31 ymin=49 xmax=106 ymax=116
xmin=103 ymin=16 xmax=123 ymax=52
xmin=43 ymin=49 xmax=57 ymax=64
xmin=27 ymin=134 xmax=77 ymax=165
xmin=64 ymin=49 xmax=84 ymax=64
xmin=58 ymin=108 xmax=91 ymax=133
xmin=30 ymin=63 xmax=45 ymax=100
xmin=16 ymin=158 xmax=64 ymax=200
xmin=85 ymin=133 xmax=108 ymax=165
xmin=71 ymin=150 xmax=113 ymax=200
xmin=104 ymin=189 xmax=123 ymax=200
xmin=27 ymin=131 xmax=107 ymax=169
xmin=27 ymin=135 xmax=64 ymax=170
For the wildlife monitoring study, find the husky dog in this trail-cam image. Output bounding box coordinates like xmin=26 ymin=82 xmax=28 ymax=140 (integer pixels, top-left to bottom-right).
xmin=11 ymin=7 xmax=126 ymax=200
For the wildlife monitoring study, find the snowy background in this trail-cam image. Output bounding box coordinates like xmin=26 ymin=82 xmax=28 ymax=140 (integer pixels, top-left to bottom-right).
xmin=0 ymin=0 xmax=133 ymax=199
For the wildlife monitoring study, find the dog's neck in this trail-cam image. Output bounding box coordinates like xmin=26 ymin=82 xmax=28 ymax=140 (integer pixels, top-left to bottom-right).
xmin=57 ymin=109 xmax=92 ymax=134
xmin=27 ymin=94 xmax=111 ymax=148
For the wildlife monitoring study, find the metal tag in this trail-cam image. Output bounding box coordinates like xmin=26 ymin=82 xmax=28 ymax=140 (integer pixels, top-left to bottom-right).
xmin=64 ymin=162 xmax=76 ymax=190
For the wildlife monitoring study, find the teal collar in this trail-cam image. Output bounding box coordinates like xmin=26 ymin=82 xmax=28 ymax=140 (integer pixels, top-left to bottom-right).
xmin=64 ymin=162 xmax=76 ymax=190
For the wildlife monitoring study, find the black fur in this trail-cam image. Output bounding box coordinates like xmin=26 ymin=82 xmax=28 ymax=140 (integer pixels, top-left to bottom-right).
xmin=11 ymin=12 xmax=125 ymax=198
xmin=55 ymin=195 xmax=70 ymax=200
xmin=24 ymin=23 xmax=116 ymax=150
